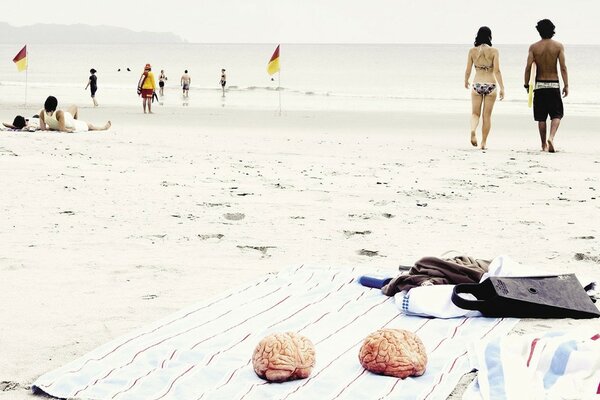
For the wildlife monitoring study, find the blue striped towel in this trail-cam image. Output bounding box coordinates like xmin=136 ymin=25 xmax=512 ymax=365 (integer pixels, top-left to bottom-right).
xmin=465 ymin=329 xmax=600 ymax=399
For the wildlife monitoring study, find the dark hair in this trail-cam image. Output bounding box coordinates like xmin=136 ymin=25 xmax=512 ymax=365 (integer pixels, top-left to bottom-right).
xmin=90 ymin=68 xmax=97 ymax=74
xmin=474 ymin=26 xmax=492 ymax=47
xmin=12 ymin=115 xmax=26 ymax=129
xmin=44 ymin=96 xmax=58 ymax=112
xmin=536 ymin=19 xmax=555 ymax=39
xmin=185 ymin=70 xmax=188 ymax=73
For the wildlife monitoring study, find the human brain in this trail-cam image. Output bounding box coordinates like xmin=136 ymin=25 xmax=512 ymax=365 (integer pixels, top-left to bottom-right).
xmin=252 ymin=332 xmax=316 ymax=382
xmin=358 ymin=329 xmax=427 ymax=378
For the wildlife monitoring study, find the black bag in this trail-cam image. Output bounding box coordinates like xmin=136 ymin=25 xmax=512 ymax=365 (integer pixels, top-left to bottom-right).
xmin=452 ymin=274 xmax=600 ymax=319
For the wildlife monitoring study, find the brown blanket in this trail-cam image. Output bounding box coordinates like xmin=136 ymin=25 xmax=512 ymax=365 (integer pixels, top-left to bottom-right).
xmin=381 ymin=255 xmax=491 ymax=296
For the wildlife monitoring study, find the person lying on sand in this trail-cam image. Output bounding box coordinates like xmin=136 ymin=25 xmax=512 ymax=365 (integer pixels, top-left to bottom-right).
xmin=39 ymin=96 xmax=111 ymax=133
xmin=2 ymin=115 xmax=40 ymax=131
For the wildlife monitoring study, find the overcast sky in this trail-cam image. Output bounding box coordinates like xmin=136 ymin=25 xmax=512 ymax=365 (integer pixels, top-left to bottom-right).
xmin=3 ymin=0 xmax=599 ymax=44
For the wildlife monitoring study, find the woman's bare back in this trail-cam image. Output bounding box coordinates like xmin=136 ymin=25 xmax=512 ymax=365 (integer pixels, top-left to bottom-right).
xmin=470 ymin=45 xmax=497 ymax=83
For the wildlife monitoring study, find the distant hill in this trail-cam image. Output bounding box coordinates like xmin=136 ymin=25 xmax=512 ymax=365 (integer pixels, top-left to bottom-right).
xmin=0 ymin=22 xmax=185 ymax=44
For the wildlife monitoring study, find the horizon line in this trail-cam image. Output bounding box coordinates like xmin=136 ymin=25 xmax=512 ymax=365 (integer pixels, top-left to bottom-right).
xmin=1 ymin=41 xmax=599 ymax=46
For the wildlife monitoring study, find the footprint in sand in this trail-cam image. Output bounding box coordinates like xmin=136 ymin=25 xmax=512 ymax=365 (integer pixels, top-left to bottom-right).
xmin=0 ymin=147 xmax=18 ymax=157
xmin=357 ymin=249 xmax=382 ymax=257
xmin=224 ymin=213 xmax=245 ymax=221
xmin=0 ymin=381 xmax=20 ymax=391
xmin=574 ymin=253 xmax=600 ymax=263
xmin=197 ymin=234 xmax=225 ymax=240
xmin=343 ymin=230 xmax=372 ymax=238
xmin=237 ymin=245 xmax=276 ymax=256
xmin=199 ymin=202 xmax=229 ymax=208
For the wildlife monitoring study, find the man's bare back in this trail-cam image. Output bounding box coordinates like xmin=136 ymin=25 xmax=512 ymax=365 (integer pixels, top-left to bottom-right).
xmin=529 ymin=39 xmax=565 ymax=82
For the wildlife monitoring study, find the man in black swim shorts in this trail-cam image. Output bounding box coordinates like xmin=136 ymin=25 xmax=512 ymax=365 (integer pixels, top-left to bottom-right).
xmin=533 ymin=80 xmax=563 ymax=121
xmin=524 ymin=19 xmax=569 ymax=153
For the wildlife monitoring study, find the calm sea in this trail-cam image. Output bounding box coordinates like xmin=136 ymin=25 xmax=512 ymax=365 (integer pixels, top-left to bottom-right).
xmin=0 ymin=44 xmax=599 ymax=114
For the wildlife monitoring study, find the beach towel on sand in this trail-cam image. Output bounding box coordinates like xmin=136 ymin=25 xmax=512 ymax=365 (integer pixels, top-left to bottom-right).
xmin=33 ymin=265 xmax=517 ymax=400
xmin=464 ymin=329 xmax=600 ymax=400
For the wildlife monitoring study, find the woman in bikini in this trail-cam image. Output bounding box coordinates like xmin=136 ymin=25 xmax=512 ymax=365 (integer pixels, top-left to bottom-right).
xmin=159 ymin=70 xmax=167 ymax=97
xmin=464 ymin=26 xmax=505 ymax=150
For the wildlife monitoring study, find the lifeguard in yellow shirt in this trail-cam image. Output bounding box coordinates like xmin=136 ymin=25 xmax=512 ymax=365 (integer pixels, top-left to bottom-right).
xmin=138 ymin=63 xmax=157 ymax=114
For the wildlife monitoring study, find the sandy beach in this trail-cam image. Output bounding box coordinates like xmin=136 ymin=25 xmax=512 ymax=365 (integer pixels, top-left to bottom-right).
xmin=1 ymin=103 xmax=599 ymax=398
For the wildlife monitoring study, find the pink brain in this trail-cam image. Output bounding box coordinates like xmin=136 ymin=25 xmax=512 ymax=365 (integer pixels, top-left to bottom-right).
xmin=252 ymin=332 xmax=316 ymax=382
xmin=358 ymin=329 xmax=427 ymax=378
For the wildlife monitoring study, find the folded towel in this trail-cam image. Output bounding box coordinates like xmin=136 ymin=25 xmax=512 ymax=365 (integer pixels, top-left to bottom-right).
xmin=465 ymin=329 xmax=600 ymax=400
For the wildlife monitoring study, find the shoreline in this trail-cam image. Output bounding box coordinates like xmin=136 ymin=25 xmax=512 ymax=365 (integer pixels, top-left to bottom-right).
xmin=1 ymin=105 xmax=599 ymax=399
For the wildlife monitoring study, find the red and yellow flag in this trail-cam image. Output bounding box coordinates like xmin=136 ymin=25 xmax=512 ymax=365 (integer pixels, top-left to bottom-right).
xmin=13 ymin=45 xmax=27 ymax=72
xmin=267 ymin=45 xmax=280 ymax=75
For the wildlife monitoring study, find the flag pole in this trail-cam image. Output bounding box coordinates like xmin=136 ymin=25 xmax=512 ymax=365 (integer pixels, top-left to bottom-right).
xmin=25 ymin=60 xmax=28 ymax=107
xmin=278 ymin=44 xmax=281 ymax=116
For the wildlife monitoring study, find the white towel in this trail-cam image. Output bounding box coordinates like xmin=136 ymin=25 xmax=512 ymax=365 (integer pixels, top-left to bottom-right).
xmin=465 ymin=330 xmax=600 ymax=400
xmin=32 ymin=265 xmax=519 ymax=400
xmin=394 ymin=285 xmax=482 ymax=318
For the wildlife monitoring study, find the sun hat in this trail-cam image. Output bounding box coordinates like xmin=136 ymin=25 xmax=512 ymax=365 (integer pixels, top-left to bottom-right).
xmin=145 ymin=63 xmax=151 ymax=70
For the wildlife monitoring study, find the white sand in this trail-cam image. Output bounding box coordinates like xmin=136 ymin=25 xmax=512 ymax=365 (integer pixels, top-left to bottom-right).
xmin=1 ymin=104 xmax=599 ymax=399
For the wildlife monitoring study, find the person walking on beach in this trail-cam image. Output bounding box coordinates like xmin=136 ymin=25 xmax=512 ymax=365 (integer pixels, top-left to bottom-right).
xmin=181 ymin=70 xmax=191 ymax=98
xmin=464 ymin=27 xmax=505 ymax=150
xmin=524 ymin=19 xmax=568 ymax=153
xmin=220 ymin=69 xmax=227 ymax=97
xmin=38 ymin=96 xmax=111 ymax=132
xmin=84 ymin=68 xmax=98 ymax=107
xmin=159 ymin=69 xmax=168 ymax=97
xmin=138 ymin=64 xmax=157 ymax=114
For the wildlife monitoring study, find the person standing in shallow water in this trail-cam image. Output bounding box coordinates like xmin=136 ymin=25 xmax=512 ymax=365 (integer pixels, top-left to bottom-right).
xmin=524 ymin=19 xmax=569 ymax=153
xmin=159 ymin=69 xmax=167 ymax=97
xmin=181 ymin=70 xmax=191 ymax=98
xmin=464 ymin=26 xmax=505 ymax=150
xmin=220 ymin=69 xmax=227 ymax=97
xmin=84 ymin=68 xmax=98 ymax=107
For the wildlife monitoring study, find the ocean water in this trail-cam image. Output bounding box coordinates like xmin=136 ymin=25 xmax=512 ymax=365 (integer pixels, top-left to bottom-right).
xmin=0 ymin=43 xmax=599 ymax=114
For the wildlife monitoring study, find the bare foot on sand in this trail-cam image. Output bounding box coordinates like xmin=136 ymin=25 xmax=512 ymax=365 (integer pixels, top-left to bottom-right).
xmin=104 ymin=121 xmax=112 ymax=130
xmin=470 ymin=131 xmax=477 ymax=147
xmin=547 ymin=139 xmax=555 ymax=153
xmin=480 ymin=144 xmax=487 ymax=150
